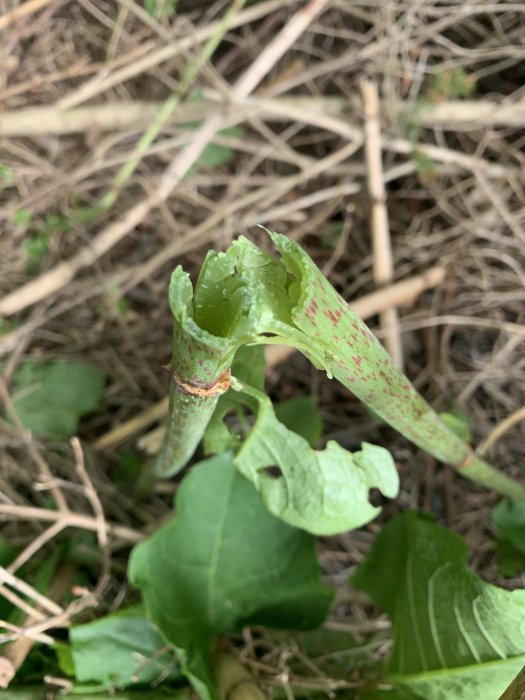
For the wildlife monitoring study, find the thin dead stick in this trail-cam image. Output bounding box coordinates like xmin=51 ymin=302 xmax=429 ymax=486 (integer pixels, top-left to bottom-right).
xmin=0 ymin=0 xmax=329 ymax=319
xmin=393 ymin=315 xmax=525 ymax=336
xmin=0 ymin=567 xmax=63 ymax=616
xmin=95 ymin=265 xmax=445 ymax=452
xmin=44 ymin=677 xmax=73 ymax=694
xmin=0 ymin=585 xmax=47 ymax=622
xmin=0 ymin=585 xmax=97 ymax=650
xmin=0 ymin=377 xmax=68 ymax=513
xmin=0 ymin=97 xmax=347 ymax=136
xmin=155 ymin=0 xmax=331 ymax=202
xmin=7 ymin=521 xmax=65 ymax=575
xmin=57 ymin=0 xmax=290 ymax=110
xmin=0 ymin=41 xmax=154 ymax=102
xmin=417 ymin=99 xmax=525 ymax=129
xmin=361 ymin=80 xmax=403 ymax=369
xmin=233 ymin=93 xmax=511 ymax=178
xmin=71 ymin=438 xmax=108 ymax=550
xmin=0 ymin=562 xmax=76 ymax=685
xmin=0 ymin=0 xmax=56 ymax=30
xmin=242 ymin=182 xmax=360 ymax=227
xmin=93 ymin=398 xmax=169 ymax=451
xmin=0 ymin=620 xmax=53 ymax=644
xmin=0 ymin=657 xmax=15 ymax=690
xmin=231 ymin=0 xmax=330 ymax=98
xmin=477 ymin=405 xmax=525 ymax=457
xmin=0 ymin=505 xmax=144 ymax=543
xmin=3 ymin=97 xmax=525 ymax=137
xmin=71 ymin=437 xmax=111 ymax=597
xmin=98 ymin=0 xmax=248 ymax=213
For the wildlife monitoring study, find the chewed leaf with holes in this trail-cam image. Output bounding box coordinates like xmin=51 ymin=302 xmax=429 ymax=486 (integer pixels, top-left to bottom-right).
xmin=129 ymin=453 xmax=333 ymax=700
xmin=353 ymin=511 xmax=525 ymax=700
xmin=229 ymin=381 xmax=398 ymax=536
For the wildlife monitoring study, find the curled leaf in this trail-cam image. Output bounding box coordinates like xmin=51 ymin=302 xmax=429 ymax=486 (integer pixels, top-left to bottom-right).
xmin=227 ymin=382 xmax=399 ymax=536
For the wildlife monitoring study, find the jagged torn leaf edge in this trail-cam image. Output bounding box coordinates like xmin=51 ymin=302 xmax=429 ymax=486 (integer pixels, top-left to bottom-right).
xmin=227 ymin=379 xmax=399 ymax=536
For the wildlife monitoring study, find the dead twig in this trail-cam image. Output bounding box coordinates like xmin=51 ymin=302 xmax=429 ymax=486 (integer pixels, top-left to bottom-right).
xmin=0 ymin=0 xmax=330 ymax=318
xmin=7 ymin=522 xmax=65 ymax=575
xmin=56 ymin=0 xmax=291 ymax=110
xmin=0 ymin=0 xmax=57 ymax=31
xmin=361 ymin=79 xmax=403 ymax=368
xmin=0 ymin=376 xmax=69 ymax=513
xmin=0 ymin=567 xmax=63 ymax=616
xmin=71 ymin=437 xmax=111 ymax=597
xmin=0 ymin=505 xmax=144 ymax=543
xmin=0 ymin=563 xmax=76 ymax=686
xmin=477 ymin=405 xmax=525 ymax=458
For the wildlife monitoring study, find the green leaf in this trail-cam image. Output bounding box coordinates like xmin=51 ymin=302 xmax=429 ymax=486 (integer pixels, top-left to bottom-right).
xmin=14 ymin=207 xmax=32 ymax=226
xmin=8 ymin=360 xmax=105 ymax=439
xmin=24 ymin=233 xmax=49 ymax=271
xmin=197 ymin=127 xmax=242 ymax=169
xmin=493 ymin=499 xmax=525 ymax=556
xmin=232 ymin=381 xmax=399 ymax=536
xmin=129 ymin=453 xmax=333 ymax=700
xmin=439 ymin=410 xmax=471 ymax=443
xmin=353 ymin=512 xmax=525 ymax=700
xmin=231 ymin=345 xmax=266 ymax=390
xmin=202 ymin=345 xmax=266 ymax=456
xmin=68 ymin=605 xmax=180 ymax=690
xmin=182 ymin=125 xmax=243 ymax=175
xmin=275 ymin=396 xmax=323 ymax=447
xmin=145 ymin=0 xmax=178 ymax=18
xmin=493 ymin=500 xmax=525 ymax=576
xmin=0 ymin=163 xmax=14 ymax=182
xmin=494 ymin=538 xmax=525 ymax=579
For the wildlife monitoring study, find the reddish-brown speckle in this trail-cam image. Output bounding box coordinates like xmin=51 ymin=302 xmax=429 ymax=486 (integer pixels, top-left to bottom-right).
xmin=324 ymin=309 xmax=340 ymax=326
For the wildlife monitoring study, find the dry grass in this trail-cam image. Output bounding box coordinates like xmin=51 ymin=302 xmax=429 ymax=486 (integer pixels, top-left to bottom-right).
xmin=1 ymin=0 xmax=525 ymax=694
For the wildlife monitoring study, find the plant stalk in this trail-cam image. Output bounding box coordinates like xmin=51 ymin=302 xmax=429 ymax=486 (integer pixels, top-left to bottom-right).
xmin=155 ymin=233 xmax=525 ymax=501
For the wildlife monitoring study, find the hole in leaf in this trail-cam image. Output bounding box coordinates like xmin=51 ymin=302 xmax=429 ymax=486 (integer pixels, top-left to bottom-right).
xmin=260 ymin=465 xmax=283 ymax=480
xmin=368 ymin=488 xmax=385 ymax=508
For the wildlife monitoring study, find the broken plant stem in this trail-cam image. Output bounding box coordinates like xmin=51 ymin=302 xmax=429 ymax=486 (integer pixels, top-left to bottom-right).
xmin=155 ymin=232 xmax=525 ymax=501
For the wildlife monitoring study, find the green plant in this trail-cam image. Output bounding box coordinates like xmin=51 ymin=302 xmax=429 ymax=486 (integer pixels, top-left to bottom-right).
xmin=401 ymin=67 xmax=476 ymax=180
xmin=125 ymin=233 xmax=524 ymax=699
xmin=6 ymin=235 xmax=525 ymax=700
xmin=427 ymin=66 xmax=476 ymax=103
xmin=0 ymin=163 xmax=15 ymax=191
xmin=22 ymin=212 xmax=73 ymax=274
xmin=145 ymin=0 xmax=178 ymax=19
xmin=154 ymin=231 xmax=524 ymax=501
xmin=5 ymin=359 xmax=105 ymax=438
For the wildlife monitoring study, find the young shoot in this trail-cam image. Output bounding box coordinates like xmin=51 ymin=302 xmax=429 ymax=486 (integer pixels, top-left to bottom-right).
xmin=154 ymin=231 xmax=525 ymax=505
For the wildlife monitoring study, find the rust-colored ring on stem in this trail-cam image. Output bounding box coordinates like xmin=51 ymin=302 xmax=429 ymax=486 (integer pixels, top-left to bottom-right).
xmin=457 ymin=446 xmax=473 ymax=470
xmin=171 ymin=367 xmax=231 ymax=397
